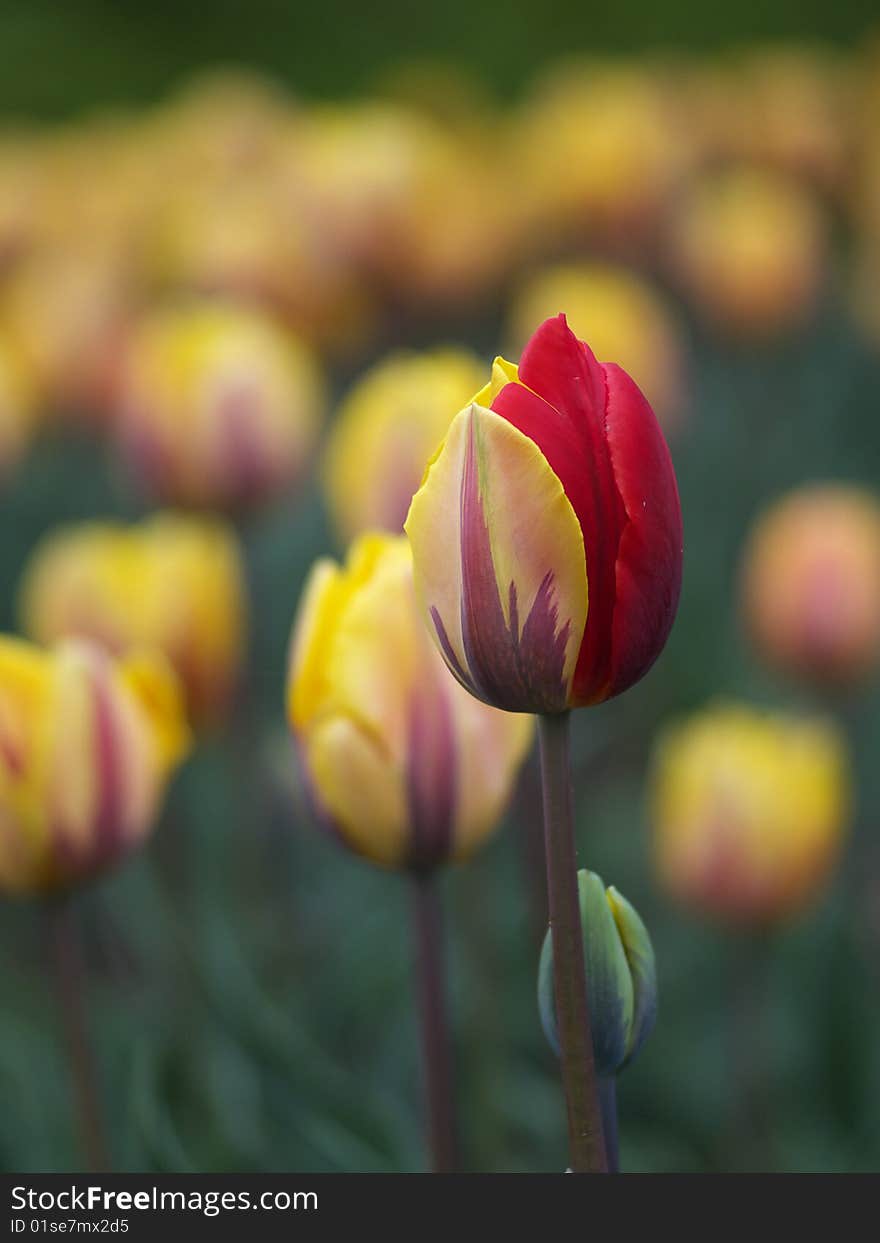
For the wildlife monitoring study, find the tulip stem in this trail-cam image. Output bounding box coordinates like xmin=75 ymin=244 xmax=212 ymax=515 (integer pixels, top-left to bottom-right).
xmin=47 ymin=897 xmax=109 ymax=1173
xmin=599 ymin=1078 xmax=620 ymax=1172
xmin=411 ymin=872 xmax=458 ymax=1173
xmin=537 ymin=711 xmax=607 ymax=1174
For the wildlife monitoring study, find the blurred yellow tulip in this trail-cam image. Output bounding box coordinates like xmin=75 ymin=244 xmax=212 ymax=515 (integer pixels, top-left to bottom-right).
xmin=0 ymin=636 xmax=189 ymax=895
xmin=513 ymin=62 xmax=691 ymax=250
xmin=507 ymin=263 xmax=686 ymax=433
xmin=19 ymin=514 xmax=247 ymax=728
xmin=323 ymin=347 xmax=486 ymax=542
xmin=651 ymin=703 xmax=850 ymax=924
xmin=741 ymin=485 xmax=880 ymax=687
xmin=115 ymin=301 xmax=324 ymax=511
xmin=287 ymin=533 xmax=533 ymax=871
xmin=669 ymin=165 xmax=826 ymax=339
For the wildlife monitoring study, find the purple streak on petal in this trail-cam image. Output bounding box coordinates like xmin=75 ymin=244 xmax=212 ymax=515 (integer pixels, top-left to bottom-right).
xmin=429 ymin=606 xmax=476 ymax=694
xmin=405 ymin=678 xmax=457 ymax=871
xmin=453 ymin=411 xmax=570 ymax=713
xmin=52 ymin=658 xmax=127 ymax=885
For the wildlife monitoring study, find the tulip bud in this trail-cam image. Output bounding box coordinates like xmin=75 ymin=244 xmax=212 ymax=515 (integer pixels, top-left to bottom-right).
xmin=669 ymin=166 xmax=826 ymax=339
xmin=0 ymin=637 xmax=190 ymax=895
xmin=287 ymin=533 xmax=533 ymax=871
xmin=115 ymin=301 xmax=323 ymax=511
xmin=323 ymin=348 xmax=486 ymax=542
xmin=405 ymin=314 xmax=683 ymax=714
xmin=18 ymin=513 xmax=247 ymax=727
xmin=741 ymin=485 xmax=880 ymax=687
xmin=651 ymin=702 xmax=850 ymax=924
xmin=538 ymin=870 xmax=656 ymax=1077
xmin=507 ymin=263 xmax=685 ymax=434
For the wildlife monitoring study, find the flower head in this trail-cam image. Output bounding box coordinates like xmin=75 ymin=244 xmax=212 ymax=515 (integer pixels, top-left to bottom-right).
xmin=287 ymin=533 xmax=532 ymax=871
xmin=405 ymin=315 xmax=682 ymax=713
xmin=0 ymin=636 xmax=190 ymax=895
xmin=18 ymin=513 xmax=247 ymax=727
xmin=115 ymin=300 xmax=323 ymax=511
xmin=741 ymin=484 xmax=880 ymax=687
xmin=651 ymin=702 xmax=850 ymax=924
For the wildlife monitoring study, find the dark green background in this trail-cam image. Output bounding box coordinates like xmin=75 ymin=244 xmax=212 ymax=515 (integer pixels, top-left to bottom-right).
xmin=0 ymin=0 xmax=875 ymax=119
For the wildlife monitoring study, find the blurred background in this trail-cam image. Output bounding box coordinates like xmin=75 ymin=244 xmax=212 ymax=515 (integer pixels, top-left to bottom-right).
xmin=1 ymin=0 xmax=880 ymax=1173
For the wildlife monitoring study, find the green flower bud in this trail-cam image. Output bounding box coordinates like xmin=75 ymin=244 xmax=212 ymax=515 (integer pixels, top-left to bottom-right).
xmin=538 ymin=869 xmax=657 ymax=1077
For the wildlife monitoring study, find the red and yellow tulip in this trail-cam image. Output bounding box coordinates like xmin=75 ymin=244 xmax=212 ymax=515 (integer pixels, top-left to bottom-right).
xmin=405 ymin=315 xmax=683 ymax=714
xmin=287 ymin=534 xmax=532 ymax=870
xmin=18 ymin=513 xmax=247 ymax=727
xmin=0 ymin=636 xmax=190 ymax=895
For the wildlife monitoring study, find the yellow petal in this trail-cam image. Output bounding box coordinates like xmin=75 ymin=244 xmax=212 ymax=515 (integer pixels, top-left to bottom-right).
xmin=406 ymin=402 xmax=588 ymax=712
xmin=305 ymin=714 xmax=407 ymax=867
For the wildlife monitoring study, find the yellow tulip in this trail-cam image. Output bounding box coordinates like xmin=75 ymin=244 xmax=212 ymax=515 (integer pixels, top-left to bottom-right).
xmin=18 ymin=513 xmax=247 ymax=727
xmin=669 ymin=165 xmax=826 ymax=339
xmin=507 ymin=263 xmax=685 ymax=433
xmin=741 ymin=484 xmax=880 ymax=687
xmin=115 ymin=301 xmax=323 ymax=511
xmin=287 ymin=533 xmax=533 ymax=870
xmin=651 ymin=703 xmax=850 ymax=924
xmin=0 ymin=636 xmax=190 ymax=895
xmin=323 ymin=348 xmax=486 ymax=542
xmin=513 ymin=62 xmax=691 ymax=248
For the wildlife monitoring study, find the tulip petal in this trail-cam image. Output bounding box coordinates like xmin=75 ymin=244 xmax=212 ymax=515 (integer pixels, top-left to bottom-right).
xmin=407 ymin=402 xmax=588 ymax=713
xmin=305 ymin=714 xmax=408 ymax=868
xmin=603 ymin=364 xmax=683 ymax=696
xmin=607 ymin=884 xmax=657 ymax=1066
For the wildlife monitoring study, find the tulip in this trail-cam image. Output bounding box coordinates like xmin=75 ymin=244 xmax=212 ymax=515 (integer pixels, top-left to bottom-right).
xmin=18 ymin=513 xmax=247 ymax=727
xmin=513 ymin=63 xmax=691 ymax=250
xmin=407 ymin=314 xmax=682 ymax=1173
xmin=323 ymin=348 xmax=486 ymax=542
xmin=507 ymin=263 xmax=685 ymax=434
xmin=405 ymin=313 xmax=683 ymax=715
xmin=287 ymin=533 xmax=532 ymax=871
xmin=288 ymin=532 xmax=531 ymax=1172
xmin=115 ymin=301 xmax=323 ymax=511
xmin=0 ymin=636 xmax=190 ymax=896
xmin=741 ymin=485 xmax=880 ymax=688
xmin=538 ymin=869 xmax=657 ymax=1171
xmin=669 ymin=166 xmax=826 ymax=339
xmin=651 ymin=703 xmax=850 ymax=924
xmin=0 ymin=634 xmax=189 ymax=1171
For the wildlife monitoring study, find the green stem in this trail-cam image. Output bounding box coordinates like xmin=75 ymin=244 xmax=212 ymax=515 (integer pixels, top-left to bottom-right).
xmin=599 ymin=1078 xmax=620 ymax=1173
xmin=537 ymin=711 xmax=607 ymax=1173
xmin=47 ymin=897 xmax=109 ymax=1172
xmin=411 ymin=873 xmax=458 ymax=1173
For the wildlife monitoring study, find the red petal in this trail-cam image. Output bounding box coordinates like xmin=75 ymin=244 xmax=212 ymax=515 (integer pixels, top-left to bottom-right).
xmin=603 ymin=364 xmax=683 ymax=696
